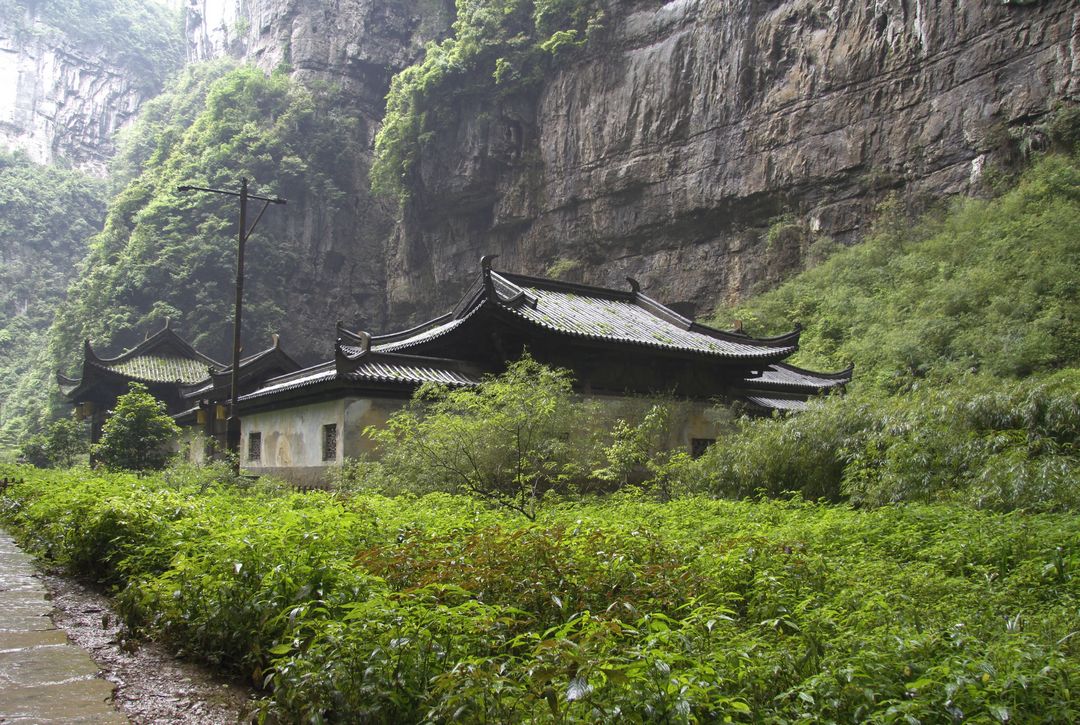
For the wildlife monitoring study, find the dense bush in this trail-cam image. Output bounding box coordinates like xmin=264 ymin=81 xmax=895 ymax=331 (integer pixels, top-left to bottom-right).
xmin=690 ymin=372 xmax=1080 ymax=512
xmin=18 ymin=417 xmax=87 ymax=468
xmin=1 ymin=467 xmax=1078 ymax=722
xmin=364 ymin=358 xmax=588 ymax=519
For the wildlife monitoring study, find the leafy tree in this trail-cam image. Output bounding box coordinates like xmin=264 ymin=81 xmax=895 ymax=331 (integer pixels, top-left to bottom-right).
xmin=18 ymin=417 xmax=88 ymax=468
xmin=92 ymin=382 xmax=180 ymax=471
xmin=367 ymin=357 xmax=582 ymax=519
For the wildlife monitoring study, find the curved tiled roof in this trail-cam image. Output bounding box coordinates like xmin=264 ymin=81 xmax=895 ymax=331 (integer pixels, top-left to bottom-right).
xmin=747 ymin=362 xmax=853 ymax=392
xmin=239 ymin=353 xmax=478 ymax=404
xmin=60 ymin=324 xmax=220 ymax=400
xmin=93 ymin=354 xmax=211 ymax=385
xmin=372 ymin=313 xmax=472 ymax=354
xmin=507 ymin=281 xmax=794 ymax=359
xmin=369 ymin=269 xmax=800 ymax=361
xmin=743 ymin=395 xmax=811 ymax=412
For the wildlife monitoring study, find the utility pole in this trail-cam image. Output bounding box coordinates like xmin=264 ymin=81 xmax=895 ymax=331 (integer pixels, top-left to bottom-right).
xmin=177 ymin=178 xmax=286 ymax=473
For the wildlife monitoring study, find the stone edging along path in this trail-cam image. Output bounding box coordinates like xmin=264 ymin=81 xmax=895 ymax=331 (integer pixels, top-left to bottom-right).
xmin=0 ymin=527 xmax=127 ymax=723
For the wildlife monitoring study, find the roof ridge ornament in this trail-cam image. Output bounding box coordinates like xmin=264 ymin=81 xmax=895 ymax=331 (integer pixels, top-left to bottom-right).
xmin=481 ymin=254 xmax=499 ymax=297
xmin=272 ymin=333 xmax=280 ymax=349
xmin=626 ymin=277 xmax=641 ymax=294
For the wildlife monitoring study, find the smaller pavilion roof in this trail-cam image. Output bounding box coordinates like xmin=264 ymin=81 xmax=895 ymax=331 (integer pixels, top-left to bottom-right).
xmin=238 ymin=335 xmax=479 ymax=405
xmin=742 ymin=394 xmax=812 ymax=413
xmin=182 ymin=334 xmax=301 ymax=400
xmin=745 ymin=361 xmax=854 ymax=393
xmin=59 ymin=320 xmax=221 ymax=401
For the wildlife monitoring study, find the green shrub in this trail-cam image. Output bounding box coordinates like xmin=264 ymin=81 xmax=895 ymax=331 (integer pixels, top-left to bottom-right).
xmin=366 ymin=357 xmax=583 ymax=519
xmin=92 ymin=382 xmax=180 ymax=471
xmin=17 ymin=417 xmax=87 ymax=467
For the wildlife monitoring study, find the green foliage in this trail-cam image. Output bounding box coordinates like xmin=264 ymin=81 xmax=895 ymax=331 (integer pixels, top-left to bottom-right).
xmin=18 ymin=416 xmax=88 ymax=468
xmin=691 ymin=372 xmax=1080 ymax=511
xmin=92 ymin=382 xmax=180 ymax=470
xmin=0 ymin=150 xmax=106 ymax=453
xmin=697 ymin=151 xmax=1080 ymax=510
xmin=717 ymin=152 xmax=1080 ymax=386
xmin=366 ymin=357 xmax=582 ymax=519
xmin=52 ymin=61 xmax=365 ymax=364
xmin=2 ymin=468 xmax=1078 ymax=722
xmin=371 ymin=0 xmax=605 ymax=202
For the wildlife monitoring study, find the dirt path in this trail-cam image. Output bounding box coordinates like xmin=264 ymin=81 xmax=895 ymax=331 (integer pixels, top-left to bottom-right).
xmin=42 ymin=572 xmax=255 ymax=724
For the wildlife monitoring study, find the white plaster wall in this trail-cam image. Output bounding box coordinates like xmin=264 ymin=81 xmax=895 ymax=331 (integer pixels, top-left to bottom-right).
xmin=241 ymin=399 xmax=344 ymax=469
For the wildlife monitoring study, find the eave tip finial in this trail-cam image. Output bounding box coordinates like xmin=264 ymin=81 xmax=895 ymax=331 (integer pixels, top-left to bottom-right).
xmin=626 ymin=276 xmax=641 ymax=294
xmin=271 ymin=332 xmax=280 ymax=348
xmin=480 ymin=254 xmax=499 ymax=272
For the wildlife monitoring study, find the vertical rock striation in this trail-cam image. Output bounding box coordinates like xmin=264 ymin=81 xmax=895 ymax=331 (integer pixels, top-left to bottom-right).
xmin=388 ymin=0 xmax=1079 ymax=322
xmin=182 ymin=0 xmax=453 ymax=342
xmin=0 ymin=10 xmax=158 ymax=175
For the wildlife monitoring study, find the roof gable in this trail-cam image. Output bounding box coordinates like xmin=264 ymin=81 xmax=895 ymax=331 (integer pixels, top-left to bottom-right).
xmin=60 ymin=321 xmax=221 ymax=400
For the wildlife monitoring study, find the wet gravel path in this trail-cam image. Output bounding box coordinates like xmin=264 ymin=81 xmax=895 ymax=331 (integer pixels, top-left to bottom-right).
xmin=42 ymin=572 xmax=256 ymax=724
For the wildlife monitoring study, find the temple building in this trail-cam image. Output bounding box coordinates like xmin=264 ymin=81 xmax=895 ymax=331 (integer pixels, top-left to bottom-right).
xmin=59 ymin=260 xmax=850 ymax=483
xmin=231 ymin=259 xmax=852 ymax=485
xmin=57 ymin=319 xmax=300 ymax=455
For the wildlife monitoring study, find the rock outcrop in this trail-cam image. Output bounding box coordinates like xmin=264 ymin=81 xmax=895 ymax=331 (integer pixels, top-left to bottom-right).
xmin=181 ymin=0 xmax=454 ymax=345
xmin=388 ymin=0 xmax=1079 ymax=322
xmin=0 ymin=8 xmax=167 ymax=175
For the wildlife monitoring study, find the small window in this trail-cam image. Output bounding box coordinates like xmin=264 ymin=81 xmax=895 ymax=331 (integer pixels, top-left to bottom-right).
xmin=322 ymin=423 xmax=338 ymax=462
xmin=691 ymin=438 xmax=715 ymax=459
xmin=247 ymin=432 xmax=262 ymax=462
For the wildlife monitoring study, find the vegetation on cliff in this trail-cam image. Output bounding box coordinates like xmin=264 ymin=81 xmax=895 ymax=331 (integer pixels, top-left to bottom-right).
xmin=698 ymin=149 xmax=1080 ymax=510
xmin=0 ymin=150 xmax=106 ymax=454
xmin=1 ymin=0 xmax=182 ymax=93
xmin=51 ymin=60 xmax=366 ymax=367
xmin=371 ymin=0 xmax=605 ymax=202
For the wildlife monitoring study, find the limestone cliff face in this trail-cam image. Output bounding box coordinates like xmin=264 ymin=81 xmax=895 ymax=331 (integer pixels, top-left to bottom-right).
xmin=0 ymin=9 xmax=158 ymax=175
xmin=388 ymin=0 xmax=1080 ymax=324
xmin=181 ymin=0 xmax=453 ymax=347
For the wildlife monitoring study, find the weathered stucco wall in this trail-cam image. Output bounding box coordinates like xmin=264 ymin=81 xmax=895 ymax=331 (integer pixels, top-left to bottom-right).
xmin=243 ymin=397 xmax=343 ymax=475
xmin=179 ymin=428 xmax=209 ymax=465
xmin=342 ymin=396 xmax=408 ymax=459
xmin=242 ymin=392 xmax=735 ymax=487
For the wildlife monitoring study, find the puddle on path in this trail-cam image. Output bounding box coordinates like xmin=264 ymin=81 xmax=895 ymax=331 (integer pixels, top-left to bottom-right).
xmin=42 ymin=572 xmax=257 ymax=724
